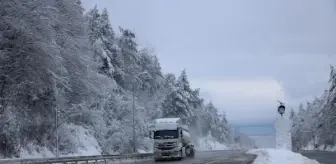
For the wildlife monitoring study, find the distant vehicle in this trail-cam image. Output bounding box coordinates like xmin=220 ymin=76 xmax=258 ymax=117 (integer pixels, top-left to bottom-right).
xmin=150 ymin=117 xmax=195 ymax=161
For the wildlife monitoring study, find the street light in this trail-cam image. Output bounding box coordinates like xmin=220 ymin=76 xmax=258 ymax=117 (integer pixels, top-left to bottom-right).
xmin=277 ymin=100 xmax=285 ymax=117
xmin=55 ymin=109 xmax=89 ymax=157
xmin=132 ymin=80 xmax=136 ymax=154
xmin=130 ymin=71 xmax=149 ymax=153
xmin=55 ymin=109 xmax=60 ymax=157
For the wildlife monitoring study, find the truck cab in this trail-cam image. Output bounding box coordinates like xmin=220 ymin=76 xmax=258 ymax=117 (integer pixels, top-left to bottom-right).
xmin=150 ymin=118 xmax=195 ymax=161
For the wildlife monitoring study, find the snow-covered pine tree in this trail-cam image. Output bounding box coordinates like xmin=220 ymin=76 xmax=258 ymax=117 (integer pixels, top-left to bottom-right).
xmin=291 ymin=93 xmax=328 ymax=150
xmin=218 ymin=111 xmax=230 ymax=143
xmin=200 ymin=102 xmax=218 ymax=136
xmin=87 ymin=5 xmax=101 ymax=45
xmin=118 ymin=27 xmax=142 ymax=90
xmin=85 ymin=7 xmax=120 ymax=84
xmin=135 ymin=48 xmax=165 ymax=121
xmin=161 ymin=70 xmax=194 ymax=118
xmin=316 ymin=66 xmax=336 ymax=148
xmin=162 ymin=73 xmax=177 ymax=95
xmin=100 ymin=9 xmax=115 ymax=40
xmin=292 ymin=103 xmax=306 ymax=150
xmin=138 ymin=48 xmax=163 ymax=93
xmin=200 ymin=102 xmax=229 ymax=143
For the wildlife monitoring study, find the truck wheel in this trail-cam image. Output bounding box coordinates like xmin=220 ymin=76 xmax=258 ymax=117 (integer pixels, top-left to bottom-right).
xmin=186 ymin=147 xmax=194 ymax=158
xmin=190 ymin=148 xmax=195 ymax=158
xmin=186 ymin=147 xmax=190 ymax=157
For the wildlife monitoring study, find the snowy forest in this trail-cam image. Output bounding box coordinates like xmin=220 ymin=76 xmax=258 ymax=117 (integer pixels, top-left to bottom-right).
xmin=291 ymin=66 xmax=336 ymax=151
xmin=0 ymin=0 xmax=234 ymax=157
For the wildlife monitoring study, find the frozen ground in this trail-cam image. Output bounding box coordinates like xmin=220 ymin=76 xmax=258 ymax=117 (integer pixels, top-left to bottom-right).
xmin=248 ymin=149 xmax=320 ymax=164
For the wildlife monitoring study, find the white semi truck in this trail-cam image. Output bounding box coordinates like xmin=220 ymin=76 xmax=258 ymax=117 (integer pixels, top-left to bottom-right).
xmin=150 ymin=118 xmax=195 ymax=161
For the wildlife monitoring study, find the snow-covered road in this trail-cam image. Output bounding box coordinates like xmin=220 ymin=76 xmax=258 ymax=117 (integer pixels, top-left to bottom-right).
xmin=300 ymin=150 xmax=336 ymax=164
xmin=131 ymin=150 xmax=254 ymax=164
xmin=248 ymin=149 xmax=321 ymax=164
xmin=98 ymin=149 xmax=336 ymax=164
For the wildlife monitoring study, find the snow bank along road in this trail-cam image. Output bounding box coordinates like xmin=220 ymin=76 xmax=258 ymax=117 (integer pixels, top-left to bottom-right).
xmin=300 ymin=150 xmax=336 ymax=164
xmin=134 ymin=150 xmax=256 ymax=164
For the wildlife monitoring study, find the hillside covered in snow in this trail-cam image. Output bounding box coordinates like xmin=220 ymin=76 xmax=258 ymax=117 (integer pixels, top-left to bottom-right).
xmin=0 ymin=0 xmax=237 ymax=158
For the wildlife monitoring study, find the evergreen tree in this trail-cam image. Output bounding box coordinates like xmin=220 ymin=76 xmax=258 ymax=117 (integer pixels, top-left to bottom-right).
xmin=218 ymin=111 xmax=230 ymax=143
xmin=138 ymin=48 xmax=163 ymax=93
xmin=163 ymin=73 xmax=177 ymax=94
xmin=161 ymin=70 xmax=194 ymax=118
xmin=292 ymin=88 xmax=330 ymax=150
xmin=87 ymin=5 xmax=101 ymax=45
xmin=329 ymin=65 xmax=336 ymax=93
xmin=118 ymin=27 xmax=142 ymax=89
xmin=201 ymin=102 xmax=218 ymax=135
xmin=100 ymin=8 xmax=115 ymax=40
xmin=86 ymin=7 xmax=119 ymax=83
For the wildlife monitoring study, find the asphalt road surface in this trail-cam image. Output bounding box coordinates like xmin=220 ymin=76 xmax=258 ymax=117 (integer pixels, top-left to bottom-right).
xmin=300 ymin=150 xmax=336 ymax=164
xmin=130 ymin=150 xmax=256 ymax=164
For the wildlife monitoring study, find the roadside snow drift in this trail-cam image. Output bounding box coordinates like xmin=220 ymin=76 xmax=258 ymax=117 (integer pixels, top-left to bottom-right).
xmin=302 ymin=141 xmax=336 ymax=152
xmin=20 ymin=124 xmax=101 ymax=158
xmin=196 ymin=134 xmax=228 ymax=151
xmin=248 ymin=149 xmax=320 ymax=164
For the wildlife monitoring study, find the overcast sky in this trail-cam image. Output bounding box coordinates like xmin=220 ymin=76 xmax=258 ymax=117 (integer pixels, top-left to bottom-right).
xmin=82 ymin=0 xmax=336 ymax=130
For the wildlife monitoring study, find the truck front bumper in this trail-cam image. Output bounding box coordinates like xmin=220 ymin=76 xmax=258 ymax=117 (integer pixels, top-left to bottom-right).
xmin=154 ymin=147 xmax=181 ymax=159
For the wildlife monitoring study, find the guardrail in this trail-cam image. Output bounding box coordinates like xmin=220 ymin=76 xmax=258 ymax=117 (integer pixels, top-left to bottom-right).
xmin=0 ymin=153 xmax=154 ymax=164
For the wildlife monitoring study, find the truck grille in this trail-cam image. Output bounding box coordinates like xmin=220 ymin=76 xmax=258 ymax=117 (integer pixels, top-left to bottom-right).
xmin=158 ymin=142 xmax=175 ymax=147
xmin=159 ymin=147 xmax=174 ymax=150
xmin=162 ymin=153 xmax=170 ymax=156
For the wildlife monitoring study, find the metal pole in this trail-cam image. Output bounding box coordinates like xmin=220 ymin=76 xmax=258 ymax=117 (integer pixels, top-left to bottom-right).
xmin=132 ymin=81 xmax=136 ymax=153
xmin=56 ymin=109 xmax=59 ymax=157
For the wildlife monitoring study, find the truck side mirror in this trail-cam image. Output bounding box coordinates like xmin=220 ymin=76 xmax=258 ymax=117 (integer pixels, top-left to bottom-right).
xmin=180 ymin=130 xmax=183 ymax=137
xmin=149 ymin=131 xmax=152 ymax=139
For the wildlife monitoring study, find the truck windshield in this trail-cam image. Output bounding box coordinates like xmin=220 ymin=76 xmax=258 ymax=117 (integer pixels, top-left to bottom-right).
xmin=153 ymin=130 xmax=178 ymax=139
